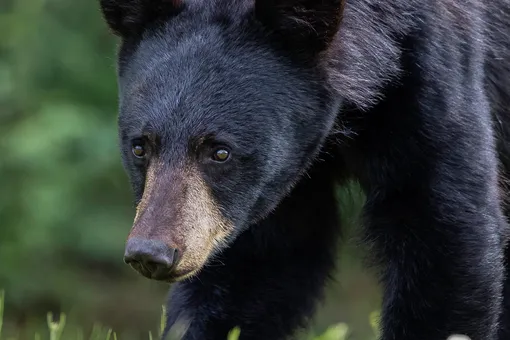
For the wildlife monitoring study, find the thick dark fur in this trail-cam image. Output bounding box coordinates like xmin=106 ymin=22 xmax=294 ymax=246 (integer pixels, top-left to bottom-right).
xmin=99 ymin=0 xmax=510 ymax=339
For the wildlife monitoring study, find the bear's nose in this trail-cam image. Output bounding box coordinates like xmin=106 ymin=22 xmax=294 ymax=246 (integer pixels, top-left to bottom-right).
xmin=124 ymin=238 xmax=178 ymax=281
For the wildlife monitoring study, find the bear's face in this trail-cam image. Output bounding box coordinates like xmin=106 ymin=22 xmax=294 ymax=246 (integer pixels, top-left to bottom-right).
xmin=101 ymin=0 xmax=345 ymax=282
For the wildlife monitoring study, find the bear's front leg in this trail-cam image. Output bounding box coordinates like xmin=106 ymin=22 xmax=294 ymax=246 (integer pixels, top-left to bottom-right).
xmin=362 ymin=162 xmax=505 ymax=340
xmin=162 ymin=159 xmax=343 ymax=340
xmin=351 ymin=45 xmax=506 ymax=340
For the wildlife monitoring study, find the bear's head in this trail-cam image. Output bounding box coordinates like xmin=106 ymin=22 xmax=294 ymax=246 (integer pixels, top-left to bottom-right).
xmin=100 ymin=0 xmax=345 ymax=282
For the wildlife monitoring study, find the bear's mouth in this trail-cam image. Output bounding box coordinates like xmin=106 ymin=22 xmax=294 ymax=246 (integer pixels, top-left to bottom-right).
xmin=126 ymin=257 xmax=200 ymax=283
xmin=127 ymin=260 xmax=175 ymax=281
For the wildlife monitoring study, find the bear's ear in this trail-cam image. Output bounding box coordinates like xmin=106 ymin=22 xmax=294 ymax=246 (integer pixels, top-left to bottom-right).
xmin=100 ymin=0 xmax=183 ymax=37
xmin=255 ymin=0 xmax=345 ymax=57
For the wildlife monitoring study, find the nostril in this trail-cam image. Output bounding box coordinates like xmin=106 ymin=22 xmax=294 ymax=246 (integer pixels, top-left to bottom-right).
xmin=172 ymin=248 xmax=179 ymax=265
xmin=144 ymin=261 xmax=160 ymax=274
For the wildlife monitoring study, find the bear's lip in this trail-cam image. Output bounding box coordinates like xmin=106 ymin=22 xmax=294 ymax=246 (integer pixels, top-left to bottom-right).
xmin=132 ymin=264 xmax=199 ymax=283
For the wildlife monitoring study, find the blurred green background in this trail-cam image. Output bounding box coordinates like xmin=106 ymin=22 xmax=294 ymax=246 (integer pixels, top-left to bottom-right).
xmin=0 ymin=0 xmax=381 ymax=339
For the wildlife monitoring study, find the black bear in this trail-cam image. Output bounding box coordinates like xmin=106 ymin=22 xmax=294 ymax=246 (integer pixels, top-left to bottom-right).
xmin=98 ymin=0 xmax=510 ymax=339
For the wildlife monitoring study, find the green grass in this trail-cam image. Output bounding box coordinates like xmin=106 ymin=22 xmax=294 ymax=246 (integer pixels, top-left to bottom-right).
xmin=0 ymin=289 xmax=372 ymax=340
xmin=0 ymin=290 xmax=471 ymax=340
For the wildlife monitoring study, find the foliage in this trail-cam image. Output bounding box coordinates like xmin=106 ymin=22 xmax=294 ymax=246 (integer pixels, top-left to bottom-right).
xmin=1 ymin=0 xmax=169 ymax=337
xmin=0 ymin=290 xmax=378 ymax=340
xmin=0 ymin=292 xmax=475 ymax=340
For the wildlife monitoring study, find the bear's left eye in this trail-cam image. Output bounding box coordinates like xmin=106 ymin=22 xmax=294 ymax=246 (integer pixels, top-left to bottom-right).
xmin=132 ymin=142 xmax=146 ymax=158
xmin=212 ymin=149 xmax=230 ymax=162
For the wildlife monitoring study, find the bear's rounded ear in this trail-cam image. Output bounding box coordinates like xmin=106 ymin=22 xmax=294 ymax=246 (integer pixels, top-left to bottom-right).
xmin=100 ymin=0 xmax=184 ymax=37
xmin=255 ymin=0 xmax=345 ymax=57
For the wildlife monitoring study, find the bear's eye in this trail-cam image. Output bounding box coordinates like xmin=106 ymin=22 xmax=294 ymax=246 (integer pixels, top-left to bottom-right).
xmin=212 ymin=149 xmax=230 ymax=162
xmin=132 ymin=142 xmax=146 ymax=158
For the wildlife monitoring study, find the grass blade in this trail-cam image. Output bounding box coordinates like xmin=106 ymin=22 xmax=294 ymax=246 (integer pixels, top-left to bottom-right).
xmin=160 ymin=305 xmax=167 ymax=337
xmin=369 ymin=310 xmax=381 ymax=339
xmin=227 ymin=327 xmax=241 ymax=340
xmin=47 ymin=312 xmax=66 ymax=340
xmin=314 ymin=323 xmax=349 ymax=340
xmin=0 ymin=290 xmax=4 ymax=338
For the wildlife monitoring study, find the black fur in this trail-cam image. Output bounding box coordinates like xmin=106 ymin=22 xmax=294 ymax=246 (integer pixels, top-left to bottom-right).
xmin=99 ymin=0 xmax=510 ymax=339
